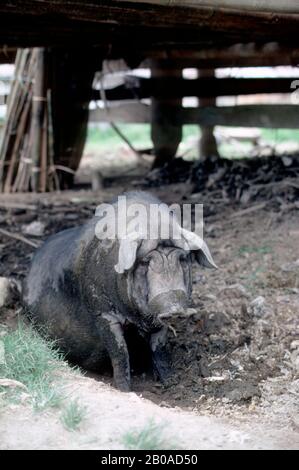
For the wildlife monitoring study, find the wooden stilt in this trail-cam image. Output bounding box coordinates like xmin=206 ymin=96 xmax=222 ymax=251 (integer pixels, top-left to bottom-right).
xmin=49 ymin=48 xmax=101 ymax=188
xmin=198 ymin=69 xmax=219 ymax=161
xmin=150 ymin=61 xmax=183 ymax=168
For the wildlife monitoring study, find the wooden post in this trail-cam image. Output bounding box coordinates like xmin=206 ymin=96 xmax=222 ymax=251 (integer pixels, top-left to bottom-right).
xmin=150 ymin=61 xmax=182 ymax=168
xmin=49 ymin=48 xmax=101 ymax=188
xmin=198 ymin=69 xmax=219 ymax=161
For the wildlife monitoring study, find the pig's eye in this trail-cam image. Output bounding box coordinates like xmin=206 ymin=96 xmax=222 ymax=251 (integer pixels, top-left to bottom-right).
xmin=179 ymin=253 xmax=189 ymax=265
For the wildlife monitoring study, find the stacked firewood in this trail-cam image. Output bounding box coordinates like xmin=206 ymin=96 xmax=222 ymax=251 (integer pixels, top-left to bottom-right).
xmin=0 ymin=48 xmax=59 ymax=193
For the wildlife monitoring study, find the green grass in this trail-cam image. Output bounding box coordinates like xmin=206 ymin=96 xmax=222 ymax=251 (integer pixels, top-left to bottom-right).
xmin=85 ymin=124 xmax=200 ymax=152
xmin=122 ymin=421 xmax=177 ymax=450
xmin=261 ymin=128 xmax=299 ymax=144
xmin=0 ymin=322 xmax=66 ymax=410
xmin=60 ymin=399 xmax=87 ymax=431
xmin=86 ymin=124 xmax=152 ymax=151
xmin=85 ymin=124 xmax=299 ymax=160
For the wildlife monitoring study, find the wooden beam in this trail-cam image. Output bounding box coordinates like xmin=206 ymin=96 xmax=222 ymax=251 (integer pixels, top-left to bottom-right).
xmin=93 ymin=77 xmax=297 ymax=101
xmin=184 ymin=105 xmax=299 ymax=128
xmin=142 ymin=44 xmax=299 ymax=68
xmin=122 ymin=1 xmax=299 ymax=15
xmin=1 ymin=1 xmax=299 ymax=50
xmin=90 ymin=103 xmax=299 ymax=128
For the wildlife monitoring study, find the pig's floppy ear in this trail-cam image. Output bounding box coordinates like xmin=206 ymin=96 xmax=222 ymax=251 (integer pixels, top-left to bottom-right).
xmin=181 ymin=228 xmax=218 ymax=269
xmin=114 ymin=237 xmax=139 ymax=274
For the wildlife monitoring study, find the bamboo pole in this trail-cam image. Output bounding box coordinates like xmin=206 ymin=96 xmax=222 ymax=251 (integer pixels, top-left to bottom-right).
xmin=40 ymin=101 xmax=48 ymax=192
xmin=3 ymin=90 xmax=32 ymax=192
xmin=0 ymin=49 xmax=37 ymax=191
xmin=29 ymin=48 xmax=45 ymax=192
xmin=0 ymin=50 xmax=26 ymax=188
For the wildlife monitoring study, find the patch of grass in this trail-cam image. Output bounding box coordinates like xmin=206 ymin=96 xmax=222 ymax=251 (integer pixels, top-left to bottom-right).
xmin=85 ymin=124 xmax=200 ymax=153
xmin=0 ymin=322 xmax=66 ymax=410
xmin=85 ymin=124 xmax=299 ymax=161
xmin=86 ymin=124 xmax=152 ymax=151
xmin=122 ymin=421 xmax=177 ymax=450
xmin=261 ymin=128 xmax=299 ymax=144
xmin=60 ymin=399 xmax=87 ymax=431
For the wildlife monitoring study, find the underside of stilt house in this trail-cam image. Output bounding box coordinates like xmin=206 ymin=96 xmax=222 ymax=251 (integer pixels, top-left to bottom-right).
xmin=1 ymin=1 xmax=299 ymax=191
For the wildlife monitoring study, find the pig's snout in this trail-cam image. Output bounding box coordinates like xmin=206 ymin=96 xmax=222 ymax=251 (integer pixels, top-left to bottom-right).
xmin=148 ymin=290 xmax=189 ymax=320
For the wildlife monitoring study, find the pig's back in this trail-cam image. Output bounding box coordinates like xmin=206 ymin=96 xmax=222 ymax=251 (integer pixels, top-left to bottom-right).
xmin=23 ymin=225 xmax=86 ymax=309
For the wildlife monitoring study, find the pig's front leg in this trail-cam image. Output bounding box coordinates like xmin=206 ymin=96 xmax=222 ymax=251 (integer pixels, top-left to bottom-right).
xmin=150 ymin=327 xmax=172 ymax=384
xmin=98 ymin=313 xmax=131 ymax=392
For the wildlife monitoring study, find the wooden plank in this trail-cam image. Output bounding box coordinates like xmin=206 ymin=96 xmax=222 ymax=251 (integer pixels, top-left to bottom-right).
xmin=93 ymin=77 xmax=297 ymax=101
xmin=90 ymin=102 xmax=299 ymax=128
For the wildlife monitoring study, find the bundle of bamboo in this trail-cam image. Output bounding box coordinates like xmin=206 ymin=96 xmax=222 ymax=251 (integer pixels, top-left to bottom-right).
xmin=0 ymin=48 xmax=58 ymax=193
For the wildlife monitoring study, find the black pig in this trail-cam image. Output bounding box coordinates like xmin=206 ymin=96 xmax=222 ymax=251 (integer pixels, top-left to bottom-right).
xmin=23 ymin=192 xmax=216 ymax=391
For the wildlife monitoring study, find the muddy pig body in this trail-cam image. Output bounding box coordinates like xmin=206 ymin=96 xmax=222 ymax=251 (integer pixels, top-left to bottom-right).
xmin=23 ymin=191 xmax=216 ymax=391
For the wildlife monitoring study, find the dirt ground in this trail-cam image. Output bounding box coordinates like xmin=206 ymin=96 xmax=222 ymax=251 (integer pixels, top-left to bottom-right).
xmin=0 ymin=170 xmax=299 ymax=449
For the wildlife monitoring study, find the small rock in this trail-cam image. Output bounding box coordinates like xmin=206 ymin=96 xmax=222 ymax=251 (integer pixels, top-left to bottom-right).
xmin=248 ymin=296 xmax=266 ymax=317
xmin=226 ymin=383 xmax=260 ymax=402
xmin=0 ymin=277 xmax=19 ymax=310
xmin=282 ymin=156 xmax=293 ymax=167
xmin=0 ymin=278 xmax=11 ymax=309
xmin=290 ymin=340 xmax=299 ymax=351
xmin=22 ymin=221 xmax=45 ymax=237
